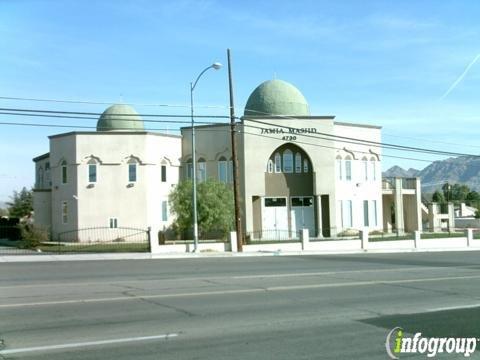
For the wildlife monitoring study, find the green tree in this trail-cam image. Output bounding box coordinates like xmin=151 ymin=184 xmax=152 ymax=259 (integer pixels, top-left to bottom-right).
xmin=432 ymin=190 xmax=445 ymax=204
xmin=169 ymin=179 xmax=234 ymax=238
xmin=451 ymin=184 xmax=470 ymax=202
xmin=466 ymin=191 xmax=480 ymax=205
xmin=7 ymin=187 xmax=33 ymax=218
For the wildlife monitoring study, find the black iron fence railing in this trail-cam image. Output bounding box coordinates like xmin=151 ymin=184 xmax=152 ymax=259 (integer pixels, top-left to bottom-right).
xmin=0 ymin=225 xmax=150 ymax=255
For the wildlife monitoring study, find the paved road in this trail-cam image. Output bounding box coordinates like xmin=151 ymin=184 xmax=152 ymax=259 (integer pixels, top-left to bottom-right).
xmin=1 ymin=252 xmax=480 ymax=359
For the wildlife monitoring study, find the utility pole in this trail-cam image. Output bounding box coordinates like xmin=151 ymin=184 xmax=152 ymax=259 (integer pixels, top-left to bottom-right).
xmin=227 ymin=48 xmax=243 ymax=252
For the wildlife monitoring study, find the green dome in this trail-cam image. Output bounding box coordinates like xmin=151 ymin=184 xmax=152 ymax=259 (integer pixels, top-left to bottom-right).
xmin=244 ymin=79 xmax=310 ymax=116
xmin=97 ymin=104 xmax=144 ymax=131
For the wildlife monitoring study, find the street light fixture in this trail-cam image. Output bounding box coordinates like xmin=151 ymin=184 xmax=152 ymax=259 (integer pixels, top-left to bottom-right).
xmin=190 ymin=62 xmax=222 ymax=252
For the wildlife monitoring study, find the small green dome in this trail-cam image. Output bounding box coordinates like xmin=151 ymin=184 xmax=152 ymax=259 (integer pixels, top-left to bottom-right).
xmin=97 ymin=104 xmax=144 ymax=131
xmin=244 ymin=79 xmax=310 ymax=117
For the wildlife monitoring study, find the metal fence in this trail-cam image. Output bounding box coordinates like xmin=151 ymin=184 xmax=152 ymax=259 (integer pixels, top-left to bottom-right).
xmin=0 ymin=225 xmax=150 ymax=255
xmin=245 ymin=229 xmax=302 ymax=243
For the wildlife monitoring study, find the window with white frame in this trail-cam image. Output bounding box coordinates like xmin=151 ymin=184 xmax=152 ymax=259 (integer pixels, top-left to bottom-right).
xmin=303 ymin=159 xmax=309 ymax=173
xmin=128 ymin=161 xmax=137 ymax=182
xmin=161 ymin=201 xmax=168 ymax=222
xmin=295 ymin=153 xmax=302 ymax=173
xmin=274 ymin=153 xmax=281 ymax=173
xmin=362 ymin=157 xmax=368 ymax=181
xmin=372 ymin=200 xmax=378 ymax=227
xmin=198 ymin=158 xmax=206 ymax=182
xmin=336 ymin=156 xmax=342 ymax=180
xmin=218 ymin=157 xmax=228 ymax=182
xmin=185 ymin=159 xmax=193 ymax=179
xmin=61 ymin=160 xmax=67 ymax=184
xmin=109 ymin=218 xmax=118 ymax=228
xmin=45 ymin=162 xmax=51 ymax=186
xmin=228 ymin=160 xmax=233 ymax=183
xmin=161 ymin=165 xmax=167 ymax=182
xmin=283 ymin=150 xmax=293 ymax=173
xmin=62 ymin=201 xmax=68 ymax=224
xmin=267 ymin=159 xmax=274 ymax=173
xmin=88 ymin=159 xmax=97 ymax=183
xmin=37 ymin=166 xmax=44 ymax=188
xmin=363 ymin=200 xmax=369 ymax=227
xmin=370 ymin=157 xmax=377 ymax=181
xmin=345 ymin=157 xmax=352 ymax=181
xmin=341 ymin=200 xmax=353 ymax=228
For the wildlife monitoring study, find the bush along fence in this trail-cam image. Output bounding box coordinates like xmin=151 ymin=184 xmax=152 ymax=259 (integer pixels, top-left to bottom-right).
xmin=0 ymin=225 xmax=151 ymax=255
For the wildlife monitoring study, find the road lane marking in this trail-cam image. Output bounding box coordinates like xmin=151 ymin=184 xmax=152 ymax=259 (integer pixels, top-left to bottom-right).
xmin=0 ymin=333 xmax=178 ymax=355
xmin=1 ymin=274 xmax=480 ymax=308
xmin=1 ymin=334 xmax=178 ymax=354
xmin=0 ymin=265 xmax=474 ymax=289
xmin=428 ymin=303 xmax=480 ymax=312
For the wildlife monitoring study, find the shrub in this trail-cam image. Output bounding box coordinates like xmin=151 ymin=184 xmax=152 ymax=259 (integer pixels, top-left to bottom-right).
xmin=19 ymin=225 xmax=49 ymax=249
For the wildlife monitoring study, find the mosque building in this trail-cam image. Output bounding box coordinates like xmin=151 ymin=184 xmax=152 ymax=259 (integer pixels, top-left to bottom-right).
xmin=33 ymin=79 xmax=422 ymax=241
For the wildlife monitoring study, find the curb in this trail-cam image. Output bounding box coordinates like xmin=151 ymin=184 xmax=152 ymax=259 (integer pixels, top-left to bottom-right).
xmin=2 ymin=247 xmax=480 ymax=262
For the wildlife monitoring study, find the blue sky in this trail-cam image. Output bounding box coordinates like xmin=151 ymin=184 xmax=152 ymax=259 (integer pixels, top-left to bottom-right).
xmin=1 ymin=0 xmax=480 ymax=202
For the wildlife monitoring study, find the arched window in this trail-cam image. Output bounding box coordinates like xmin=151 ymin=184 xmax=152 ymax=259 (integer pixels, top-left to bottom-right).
xmin=61 ymin=160 xmax=67 ymax=184
xmin=45 ymin=162 xmax=51 ymax=187
xmin=185 ymin=159 xmax=193 ymax=179
xmin=362 ymin=157 xmax=368 ymax=181
xmin=218 ymin=156 xmax=228 ymax=183
xmin=37 ymin=166 xmax=44 ymax=188
xmin=274 ymin=153 xmax=281 ymax=173
xmin=267 ymin=159 xmax=274 ymax=173
xmin=161 ymin=160 xmax=167 ymax=183
xmin=198 ymin=158 xmax=206 ymax=182
xmin=87 ymin=158 xmax=97 ymax=183
xmin=345 ymin=156 xmax=352 ymax=181
xmin=303 ymin=159 xmax=309 ymax=173
xmin=295 ymin=153 xmax=302 ymax=173
xmin=228 ymin=158 xmax=233 ymax=183
xmin=127 ymin=158 xmax=138 ymax=182
xmin=370 ymin=157 xmax=377 ymax=181
xmin=283 ymin=150 xmax=293 ymax=173
xmin=336 ymin=156 xmax=342 ymax=180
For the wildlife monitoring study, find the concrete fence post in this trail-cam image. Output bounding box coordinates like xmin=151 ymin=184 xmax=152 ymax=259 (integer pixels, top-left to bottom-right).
xmin=414 ymin=230 xmax=421 ymax=249
xmin=467 ymin=228 xmax=473 ymax=247
xmin=301 ymin=228 xmax=309 ymax=250
xmin=229 ymin=231 xmax=238 ymax=253
xmin=360 ymin=229 xmax=369 ymax=250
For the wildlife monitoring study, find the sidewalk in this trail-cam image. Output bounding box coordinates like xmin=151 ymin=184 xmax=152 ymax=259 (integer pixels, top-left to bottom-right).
xmin=2 ymin=246 xmax=480 ymax=262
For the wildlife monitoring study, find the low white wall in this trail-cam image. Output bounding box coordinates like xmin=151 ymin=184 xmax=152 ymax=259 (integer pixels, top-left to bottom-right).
xmin=151 ymin=242 xmax=229 ymax=254
xmin=307 ymin=240 xmax=361 ymax=251
xmin=150 ymin=230 xmax=480 ymax=254
xmin=417 ymin=237 xmax=468 ymax=249
xmin=367 ymin=240 xmax=415 ymax=250
xmin=243 ymin=242 xmax=302 ymax=253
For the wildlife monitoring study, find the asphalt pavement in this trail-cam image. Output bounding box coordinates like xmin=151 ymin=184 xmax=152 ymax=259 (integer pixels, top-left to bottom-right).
xmin=1 ymin=251 xmax=480 ymax=359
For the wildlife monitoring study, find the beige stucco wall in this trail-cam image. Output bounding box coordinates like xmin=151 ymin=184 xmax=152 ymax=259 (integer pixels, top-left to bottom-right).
xmin=333 ymin=123 xmax=383 ymax=233
xmin=181 ymin=117 xmax=384 ymax=237
xmin=47 ymin=131 xmax=181 ymax=241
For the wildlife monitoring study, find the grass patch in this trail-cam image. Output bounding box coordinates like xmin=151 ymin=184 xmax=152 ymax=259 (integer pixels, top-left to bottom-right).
xmin=421 ymin=232 xmax=464 ymax=239
xmin=37 ymin=242 xmax=150 ymax=253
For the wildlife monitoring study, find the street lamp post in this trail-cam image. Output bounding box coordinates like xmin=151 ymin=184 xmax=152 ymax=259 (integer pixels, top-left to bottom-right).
xmin=190 ymin=62 xmax=222 ymax=252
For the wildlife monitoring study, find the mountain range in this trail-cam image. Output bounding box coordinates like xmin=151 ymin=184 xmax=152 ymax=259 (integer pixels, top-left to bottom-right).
xmin=383 ymin=155 xmax=480 ymax=192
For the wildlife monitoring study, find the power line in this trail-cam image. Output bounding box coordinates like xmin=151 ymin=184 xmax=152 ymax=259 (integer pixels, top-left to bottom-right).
xmin=241 ymin=130 xmax=433 ymax=163
xmin=0 ymin=111 xmax=221 ymax=125
xmin=0 ymin=96 xmax=229 ymax=109
xmin=0 ymin=119 xmax=437 ymax=163
xmin=383 ymin=132 xmax=480 ymax=149
xmin=0 ymin=107 xmax=230 ymax=119
xmin=244 ymin=118 xmax=479 ymax=158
